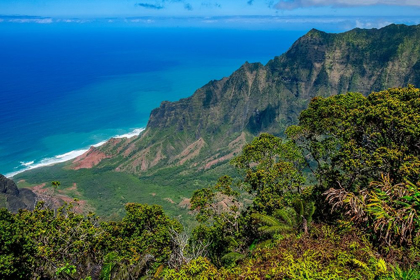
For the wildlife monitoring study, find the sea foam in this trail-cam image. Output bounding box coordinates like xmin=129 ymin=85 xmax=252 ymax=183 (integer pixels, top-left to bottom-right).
xmin=5 ymin=128 xmax=145 ymax=178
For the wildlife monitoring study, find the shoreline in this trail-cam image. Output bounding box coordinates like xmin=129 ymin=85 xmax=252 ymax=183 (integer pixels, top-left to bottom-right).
xmin=5 ymin=128 xmax=145 ymax=179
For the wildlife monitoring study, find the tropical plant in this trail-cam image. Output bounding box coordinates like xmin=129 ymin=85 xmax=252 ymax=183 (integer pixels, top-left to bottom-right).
xmin=0 ymin=201 xmax=182 ymax=279
xmin=56 ymin=263 xmax=76 ymax=279
xmin=325 ymin=174 xmax=420 ymax=246
xmin=101 ymin=203 xmax=182 ymax=274
xmin=231 ymin=133 xmax=306 ymax=214
xmin=163 ymin=256 xmax=218 ymax=280
xmin=385 ymin=264 xmax=420 ymax=280
xmin=252 ymin=208 xmax=294 ymax=236
xmin=0 ymin=208 xmax=36 ymax=279
xmin=292 ymin=198 xmax=315 ymax=234
xmin=17 ymin=201 xmax=104 ymax=279
xmin=190 ymin=176 xmax=251 ymax=266
xmin=288 ymin=85 xmax=420 ymax=219
xmin=252 ymin=198 xmax=315 ymax=237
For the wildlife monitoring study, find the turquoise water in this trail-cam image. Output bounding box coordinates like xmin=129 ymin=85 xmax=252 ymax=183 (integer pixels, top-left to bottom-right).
xmin=0 ymin=23 xmax=306 ymax=176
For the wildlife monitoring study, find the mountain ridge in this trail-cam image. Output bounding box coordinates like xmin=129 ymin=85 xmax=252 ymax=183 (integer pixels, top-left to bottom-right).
xmin=13 ymin=23 xmax=420 ymax=218
xmin=85 ymin=23 xmax=420 ymax=175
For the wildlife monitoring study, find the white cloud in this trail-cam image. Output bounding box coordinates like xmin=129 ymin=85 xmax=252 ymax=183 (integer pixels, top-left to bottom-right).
xmin=275 ymin=0 xmax=420 ymax=10
xmin=8 ymin=18 xmax=53 ymax=24
xmin=354 ymin=19 xmax=393 ymax=29
xmin=130 ymin=18 xmax=155 ymax=23
xmin=61 ymin=19 xmax=91 ymax=23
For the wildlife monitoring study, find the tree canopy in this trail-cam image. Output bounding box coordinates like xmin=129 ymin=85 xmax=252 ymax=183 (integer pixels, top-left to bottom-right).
xmin=2 ymin=86 xmax=420 ymax=279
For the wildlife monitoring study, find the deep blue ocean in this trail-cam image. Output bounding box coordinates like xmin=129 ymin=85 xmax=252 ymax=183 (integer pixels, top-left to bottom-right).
xmin=0 ymin=23 xmax=306 ymax=177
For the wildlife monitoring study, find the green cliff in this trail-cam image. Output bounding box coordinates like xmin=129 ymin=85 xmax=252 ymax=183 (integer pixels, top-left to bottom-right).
xmin=95 ymin=24 xmax=420 ymax=175
xmin=15 ymin=24 xmax=420 ymax=218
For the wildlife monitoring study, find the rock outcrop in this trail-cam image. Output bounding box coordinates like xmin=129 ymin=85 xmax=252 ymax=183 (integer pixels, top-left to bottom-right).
xmin=0 ymin=174 xmax=37 ymax=213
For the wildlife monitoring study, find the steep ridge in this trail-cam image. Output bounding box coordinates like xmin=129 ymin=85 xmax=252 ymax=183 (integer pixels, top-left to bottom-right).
xmin=83 ymin=24 xmax=420 ymax=176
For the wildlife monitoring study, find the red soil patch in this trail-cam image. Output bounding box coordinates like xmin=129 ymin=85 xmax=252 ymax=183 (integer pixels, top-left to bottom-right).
xmin=164 ymin=198 xmax=175 ymax=204
xmin=203 ymin=153 xmax=235 ymax=170
xmin=178 ymin=197 xmax=191 ymax=209
xmin=67 ymin=183 xmax=78 ymax=191
xmin=201 ymin=133 xmax=247 ymax=170
xmin=71 ymin=147 xmax=111 ymax=170
xmin=173 ymin=138 xmax=206 ymax=165
xmin=30 ymin=183 xmax=88 ymax=214
xmin=32 ymin=183 xmax=47 ymax=193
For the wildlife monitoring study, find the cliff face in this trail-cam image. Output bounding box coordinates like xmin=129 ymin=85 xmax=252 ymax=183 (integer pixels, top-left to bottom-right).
xmin=91 ymin=24 xmax=420 ymax=175
xmin=0 ymin=175 xmax=37 ymax=213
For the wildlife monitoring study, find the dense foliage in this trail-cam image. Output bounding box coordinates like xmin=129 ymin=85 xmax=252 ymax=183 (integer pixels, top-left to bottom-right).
xmin=180 ymin=86 xmax=420 ymax=278
xmin=2 ymin=86 xmax=420 ymax=279
xmin=288 ymin=85 xmax=420 ymax=218
xmin=0 ymin=202 xmax=180 ymax=279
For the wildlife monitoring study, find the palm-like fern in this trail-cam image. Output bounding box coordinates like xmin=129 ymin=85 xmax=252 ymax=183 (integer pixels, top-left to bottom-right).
xmin=292 ymin=198 xmax=315 ymax=234
xmin=251 ymin=209 xmax=294 ymax=235
xmin=221 ymin=252 xmax=245 ymax=267
xmin=100 ymin=253 xmax=154 ymax=280
xmin=252 ymin=200 xmax=315 ymax=236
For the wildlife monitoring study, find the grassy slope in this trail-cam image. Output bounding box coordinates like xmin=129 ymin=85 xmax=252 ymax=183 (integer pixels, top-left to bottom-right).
xmin=14 ymin=161 xmax=238 ymax=224
xmin=13 ymin=24 xmax=420 ymax=222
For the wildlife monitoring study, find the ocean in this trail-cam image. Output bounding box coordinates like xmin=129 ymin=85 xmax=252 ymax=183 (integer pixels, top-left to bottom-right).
xmin=0 ymin=23 xmax=307 ymax=177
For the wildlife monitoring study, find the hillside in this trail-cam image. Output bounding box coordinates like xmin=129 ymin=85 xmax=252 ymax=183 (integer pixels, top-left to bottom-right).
xmin=92 ymin=24 xmax=420 ymax=175
xmin=4 ymin=86 xmax=420 ymax=279
xmin=14 ymin=24 xmax=420 ymax=218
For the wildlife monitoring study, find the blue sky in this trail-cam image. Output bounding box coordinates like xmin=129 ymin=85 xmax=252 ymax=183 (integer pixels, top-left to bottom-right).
xmin=1 ymin=0 xmax=420 ymax=17
xmin=1 ymin=0 xmax=420 ymax=29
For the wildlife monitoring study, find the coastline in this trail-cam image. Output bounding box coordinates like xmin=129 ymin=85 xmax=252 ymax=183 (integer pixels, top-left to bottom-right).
xmin=5 ymin=128 xmax=145 ymax=179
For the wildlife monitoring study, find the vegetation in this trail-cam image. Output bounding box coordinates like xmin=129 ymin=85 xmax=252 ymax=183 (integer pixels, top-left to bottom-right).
xmin=14 ymin=159 xmax=236 ymax=222
xmin=170 ymin=86 xmax=420 ymax=279
xmin=13 ymin=24 xmax=420 ymax=227
xmin=287 ymin=85 xmax=420 ymax=220
xmin=0 ymin=202 xmax=181 ymax=279
xmin=2 ymin=86 xmax=420 ymax=279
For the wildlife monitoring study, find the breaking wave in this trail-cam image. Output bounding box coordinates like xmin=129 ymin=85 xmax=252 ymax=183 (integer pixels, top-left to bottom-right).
xmin=5 ymin=127 xmax=145 ymax=178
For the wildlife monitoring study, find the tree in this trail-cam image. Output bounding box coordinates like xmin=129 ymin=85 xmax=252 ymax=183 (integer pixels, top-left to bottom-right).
xmin=0 ymin=208 xmax=35 ymax=279
xmin=51 ymin=181 xmax=61 ymax=190
xmin=231 ymin=133 xmax=306 ymax=214
xmin=190 ymin=176 xmax=247 ymax=266
xmin=288 ymin=86 xmax=420 ymax=218
xmin=16 ymin=202 xmax=104 ymax=279
xmin=190 ymin=135 xmax=310 ymax=265
xmin=101 ymin=203 xmax=182 ymax=277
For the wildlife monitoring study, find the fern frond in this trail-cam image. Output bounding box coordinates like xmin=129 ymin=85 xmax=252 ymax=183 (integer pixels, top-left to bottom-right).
xmin=259 ymin=225 xmax=293 ymax=234
xmin=352 ymin=258 xmax=368 ymax=269
xmin=376 ymin=258 xmax=387 ymax=274
xmin=292 ymin=199 xmax=304 ymax=216
xmin=304 ymin=202 xmax=316 ymax=223
xmin=273 ymin=209 xmax=293 ymax=227
xmin=252 ymin=213 xmax=282 ymax=227
xmin=221 ymin=252 xmax=245 ymax=265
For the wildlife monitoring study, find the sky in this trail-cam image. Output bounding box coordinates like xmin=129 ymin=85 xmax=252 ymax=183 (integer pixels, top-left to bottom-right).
xmin=0 ymin=0 xmax=420 ymax=29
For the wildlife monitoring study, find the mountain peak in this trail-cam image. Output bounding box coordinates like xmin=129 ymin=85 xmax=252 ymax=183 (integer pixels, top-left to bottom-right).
xmin=85 ymin=24 xmax=420 ymax=176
